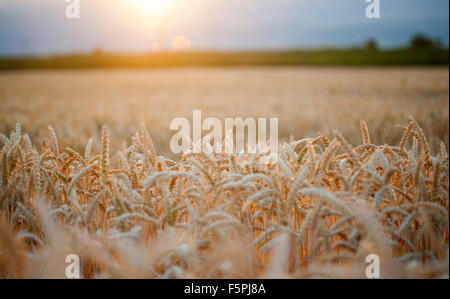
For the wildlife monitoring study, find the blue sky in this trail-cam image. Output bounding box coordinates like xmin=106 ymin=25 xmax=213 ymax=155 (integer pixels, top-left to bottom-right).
xmin=0 ymin=0 xmax=448 ymax=55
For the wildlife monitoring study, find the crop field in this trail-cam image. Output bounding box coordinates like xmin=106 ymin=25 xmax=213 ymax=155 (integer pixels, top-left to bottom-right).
xmin=0 ymin=67 xmax=448 ymax=278
xmin=1 ymin=67 xmax=448 ymax=157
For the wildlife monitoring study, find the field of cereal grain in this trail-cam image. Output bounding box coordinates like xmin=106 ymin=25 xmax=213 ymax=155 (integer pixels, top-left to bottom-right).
xmin=1 ymin=67 xmax=448 ymax=157
xmin=0 ymin=67 xmax=448 ymax=278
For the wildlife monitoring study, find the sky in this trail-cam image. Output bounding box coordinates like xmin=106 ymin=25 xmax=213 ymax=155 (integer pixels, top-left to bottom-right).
xmin=0 ymin=0 xmax=448 ymax=55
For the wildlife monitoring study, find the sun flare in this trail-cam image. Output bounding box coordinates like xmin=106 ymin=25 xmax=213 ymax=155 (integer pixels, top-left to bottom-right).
xmin=136 ymin=0 xmax=168 ymax=16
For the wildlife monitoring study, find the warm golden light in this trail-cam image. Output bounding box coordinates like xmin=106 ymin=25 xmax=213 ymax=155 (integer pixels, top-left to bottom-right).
xmin=172 ymin=35 xmax=192 ymax=51
xmin=136 ymin=0 xmax=168 ymax=16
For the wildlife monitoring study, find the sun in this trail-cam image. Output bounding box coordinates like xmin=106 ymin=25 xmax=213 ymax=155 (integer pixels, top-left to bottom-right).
xmin=137 ymin=0 xmax=168 ymax=16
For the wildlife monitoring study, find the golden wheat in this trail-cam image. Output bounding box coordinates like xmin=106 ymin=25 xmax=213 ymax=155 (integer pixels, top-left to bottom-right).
xmin=0 ymin=118 xmax=448 ymax=278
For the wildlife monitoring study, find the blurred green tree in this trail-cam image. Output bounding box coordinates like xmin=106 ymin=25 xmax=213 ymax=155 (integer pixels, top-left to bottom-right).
xmin=410 ymin=33 xmax=438 ymax=50
xmin=365 ymin=39 xmax=378 ymax=51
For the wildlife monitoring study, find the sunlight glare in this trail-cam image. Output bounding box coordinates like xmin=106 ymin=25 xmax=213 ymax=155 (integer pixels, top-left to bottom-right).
xmin=172 ymin=35 xmax=192 ymax=51
xmin=137 ymin=0 xmax=168 ymax=16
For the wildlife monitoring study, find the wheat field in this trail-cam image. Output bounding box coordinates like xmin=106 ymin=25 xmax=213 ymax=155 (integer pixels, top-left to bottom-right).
xmin=1 ymin=68 xmax=448 ymax=157
xmin=0 ymin=67 xmax=448 ymax=278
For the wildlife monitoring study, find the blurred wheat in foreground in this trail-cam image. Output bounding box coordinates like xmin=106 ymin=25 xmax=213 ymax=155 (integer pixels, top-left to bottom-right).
xmin=0 ymin=118 xmax=448 ymax=279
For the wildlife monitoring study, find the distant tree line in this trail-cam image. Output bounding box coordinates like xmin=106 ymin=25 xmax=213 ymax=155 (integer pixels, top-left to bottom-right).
xmin=365 ymin=33 xmax=446 ymax=51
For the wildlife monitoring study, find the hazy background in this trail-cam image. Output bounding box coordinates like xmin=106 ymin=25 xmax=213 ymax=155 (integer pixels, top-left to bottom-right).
xmin=0 ymin=0 xmax=448 ymax=157
xmin=0 ymin=0 xmax=448 ymax=55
